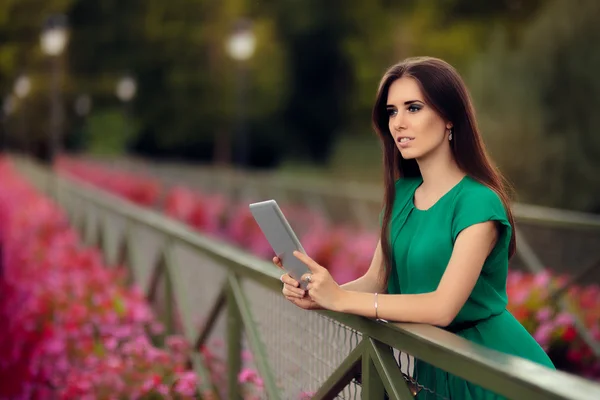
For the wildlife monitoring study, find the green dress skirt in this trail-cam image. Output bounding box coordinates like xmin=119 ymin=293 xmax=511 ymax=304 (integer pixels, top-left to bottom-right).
xmin=386 ymin=175 xmax=555 ymax=399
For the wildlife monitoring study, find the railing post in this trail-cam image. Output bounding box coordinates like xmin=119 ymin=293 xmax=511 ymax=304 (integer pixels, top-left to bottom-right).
xmin=162 ymin=243 xmax=176 ymax=336
xmin=83 ymin=207 xmax=93 ymax=246
xmin=227 ymin=274 xmax=242 ymax=400
xmin=97 ymin=214 xmax=107 ymax=262
xmin=115 ymin=223 xmax=136 ymax=285
xmin=362 ymin=344 xmax=386 ymax=399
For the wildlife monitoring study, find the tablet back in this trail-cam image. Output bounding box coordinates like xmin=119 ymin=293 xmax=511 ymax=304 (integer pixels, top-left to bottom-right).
xmin=249 ymin=200 xmax=310 ymax=288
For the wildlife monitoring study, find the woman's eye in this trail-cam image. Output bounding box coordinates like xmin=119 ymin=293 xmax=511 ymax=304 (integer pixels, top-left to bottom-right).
xmin=387 ymin=108 xmax=397 ymax=117
xmin=407 ymin=104 xmax=421 ymax=113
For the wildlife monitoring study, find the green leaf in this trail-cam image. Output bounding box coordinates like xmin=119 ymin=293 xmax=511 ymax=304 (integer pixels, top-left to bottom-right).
xmin=93 ymin=339 xmax=106 ymax=357
xmin=113 ymin=294 xmax=127 ymax=317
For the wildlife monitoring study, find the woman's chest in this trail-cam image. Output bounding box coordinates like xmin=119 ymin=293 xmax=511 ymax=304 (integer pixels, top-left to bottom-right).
xmin=391 ymin=210 xmax=454 ymax=290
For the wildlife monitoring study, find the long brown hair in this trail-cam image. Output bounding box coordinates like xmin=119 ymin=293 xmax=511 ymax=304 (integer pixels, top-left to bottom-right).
xmin=372 ymin=56 xmax=516 ymax=286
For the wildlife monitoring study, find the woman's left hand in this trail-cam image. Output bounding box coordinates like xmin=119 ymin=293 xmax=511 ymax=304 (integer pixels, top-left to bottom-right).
xmin=294 ymin=251 xmax=346 ymax=311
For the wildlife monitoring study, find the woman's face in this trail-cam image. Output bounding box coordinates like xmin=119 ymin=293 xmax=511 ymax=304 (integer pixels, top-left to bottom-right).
xmin=386 ymin=76 xmax=452 ymax=160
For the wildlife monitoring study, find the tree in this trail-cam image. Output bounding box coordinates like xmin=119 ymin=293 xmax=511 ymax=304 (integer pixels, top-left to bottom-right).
xmin=467 ymin=0 xmax=600 ymax=212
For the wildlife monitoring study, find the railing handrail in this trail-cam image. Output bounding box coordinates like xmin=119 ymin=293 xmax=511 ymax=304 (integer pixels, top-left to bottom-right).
xmin=21 ymin=157 xmax=600 ymax=400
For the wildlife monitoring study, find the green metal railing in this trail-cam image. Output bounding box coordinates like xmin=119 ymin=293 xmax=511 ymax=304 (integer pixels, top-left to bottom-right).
xmin=98 ymin=157 xmax=600 ymax=358
xmin=16 ymin=157 xmax=600 ymax=400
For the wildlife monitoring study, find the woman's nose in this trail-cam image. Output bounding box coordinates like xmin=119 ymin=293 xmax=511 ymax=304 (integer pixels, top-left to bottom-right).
xmin=392 ymin=114 xmax=405 ymax=131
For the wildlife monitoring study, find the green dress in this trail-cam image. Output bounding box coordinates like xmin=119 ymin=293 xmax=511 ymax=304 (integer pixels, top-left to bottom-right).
xmin=387 ymin=175 xmax=555 ymax=399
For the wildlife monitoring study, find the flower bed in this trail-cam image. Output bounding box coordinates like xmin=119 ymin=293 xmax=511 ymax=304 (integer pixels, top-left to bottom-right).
xmin=55 ymin=157 xmax=600 ymax=380
xmin=56 ymin=158 xmax=161 ymax=207
xmin=506 ymin=270 xmax=600 ymax=378
xmin=0 ymin=158 xmax=268 ymax=399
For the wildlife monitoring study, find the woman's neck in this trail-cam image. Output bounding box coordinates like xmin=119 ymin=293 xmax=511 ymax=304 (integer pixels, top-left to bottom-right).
xmin=416 ymin=148 xmax=465 ymax=193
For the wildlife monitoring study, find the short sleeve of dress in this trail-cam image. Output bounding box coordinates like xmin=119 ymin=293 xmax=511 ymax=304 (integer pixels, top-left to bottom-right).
xmin=451 ymin=186 xmax=512 ymax=246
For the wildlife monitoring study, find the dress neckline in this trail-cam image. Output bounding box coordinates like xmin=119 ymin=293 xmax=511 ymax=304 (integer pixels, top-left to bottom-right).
xmin=411 ymin=175 xmax=468 ymax=212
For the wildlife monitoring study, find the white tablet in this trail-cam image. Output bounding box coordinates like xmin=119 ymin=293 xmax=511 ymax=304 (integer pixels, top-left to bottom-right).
xmin=249 ymin=199 xmax=311 ymax=289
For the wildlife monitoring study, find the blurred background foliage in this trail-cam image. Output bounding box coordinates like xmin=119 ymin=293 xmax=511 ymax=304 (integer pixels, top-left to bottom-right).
xmin=1 ymin=0 xmax=599 ymax=212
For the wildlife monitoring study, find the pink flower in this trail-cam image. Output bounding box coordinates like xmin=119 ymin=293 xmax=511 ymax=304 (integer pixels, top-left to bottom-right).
xmin=150 ymin=321 xmax=165 ymax=335
xmin=156 ymin=383 xmax=170 ymax=396
xmin=238 ymin=368 xmax=258 ymax=383
xmin=174 ymin=371 xmax=198 ymax=396
xmin=164 ymin=186 xmax=196 ymax=221
xmin=104 ymin=336 xmax=118 ymax=351
xmin=535 ymin=307 xmax=552 ymax=322
xmin=105 ymin=355 xmax=122 ymax=370
xmin=533 ymin=270 xmax=551 ymax=288
xmin=591 ymin=326 xmax=600 ymax=341
xmin=533 ymin=322 xmax=555 ymax=348
xmin=141 ymin=374 xmax=163 ymax=392
xmin=253 ymin=376 xmax=264 ymax=388
xmin=554 ymin=312 xmax=574 ymax=327
xmin=242 ymin=350 xmax=254 ymax=362
xmin=166 ymin=335 xmax=189 ymax=354
xmin=510 ymin=287 xmax=529 ymax=305
xmin=299 ymin=391 xmax=316 ymax=399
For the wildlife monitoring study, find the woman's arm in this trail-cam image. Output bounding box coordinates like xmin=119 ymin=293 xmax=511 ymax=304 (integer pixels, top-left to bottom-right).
xmin=317 ymin=221 xmax=498 ymax=326
xmin=340 ymin=240 xmax=387 ymax=294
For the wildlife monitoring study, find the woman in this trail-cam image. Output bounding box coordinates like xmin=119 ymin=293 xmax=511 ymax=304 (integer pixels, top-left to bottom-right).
xmin=275 ymin=56 xmax=556 ymax=399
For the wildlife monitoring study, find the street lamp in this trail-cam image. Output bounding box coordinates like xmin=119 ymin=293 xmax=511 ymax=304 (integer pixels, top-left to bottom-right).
xmin=41 ymin=15 xmax=69 ymax=56
xmin=226 ymin=19 xmax=257 ymax=62
xmin=13 ymin=75 xmax=31 ymax=99
xmin=40 ymin=14 xmax=69 ymax=164
xmin=225 ymin=19 xmax=256 ymax=169
xmin=116 ymin=75 xmax=137 ymax=103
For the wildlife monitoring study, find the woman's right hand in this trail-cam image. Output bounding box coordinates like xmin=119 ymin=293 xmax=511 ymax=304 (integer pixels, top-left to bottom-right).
xmin=273 ymin=256 xmax=319 ymax=310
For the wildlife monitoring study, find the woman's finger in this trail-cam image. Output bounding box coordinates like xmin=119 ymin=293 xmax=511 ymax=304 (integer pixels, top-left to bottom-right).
xmin=283 ymin=284 xmax=304 ymax=298
xmin=272 ymin=256 xmax=283 ymax=268
xmin=285 ymin=283 xmax=305 ymax=297
xmin=281 ymin=274 xmax=300 ymax=288
xmin=281 ymin=286 xmax=296 ymax=298
xmin=301 ymin=272 xmax=317 ymax=282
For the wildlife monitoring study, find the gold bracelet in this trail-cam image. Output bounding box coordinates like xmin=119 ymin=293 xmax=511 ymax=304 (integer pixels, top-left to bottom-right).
xmin=374 ymin=292 xmax=379 ymax=319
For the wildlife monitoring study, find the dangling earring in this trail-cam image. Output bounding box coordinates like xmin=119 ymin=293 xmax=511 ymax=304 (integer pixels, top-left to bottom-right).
xmin=448 ymin=127 xmax=453 ymax=141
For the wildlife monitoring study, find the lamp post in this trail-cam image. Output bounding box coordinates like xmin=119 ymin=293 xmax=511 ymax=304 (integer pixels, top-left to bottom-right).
xmin=1 ymin=95 xmax=16 ymax=152
xmin=13 ymin=75 xmax=32 ymax=154
xmin=225 ymin=18 xmax=256 ymax=169
xmin=73 ymin=94 xmax=92 ymax=151
xmin=40 ymin=14 xmax=69 ymax=164
xmin=74 ymin=94 xmax=92 ymax=117
xmin=2 ymin=96 xmax=15 ymax=116
xmin=116 ymin=75 xmax=137 ymax=145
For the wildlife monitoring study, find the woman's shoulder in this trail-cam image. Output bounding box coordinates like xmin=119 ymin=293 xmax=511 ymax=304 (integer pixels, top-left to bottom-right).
xmin=457 ymin=176 xmax=502 ymax=201
xmin=454 ymin=176 xmax=508 ymax=216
